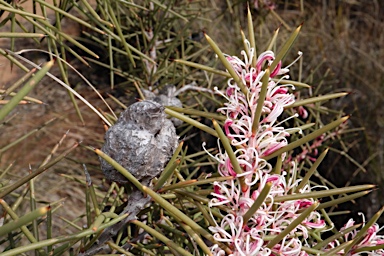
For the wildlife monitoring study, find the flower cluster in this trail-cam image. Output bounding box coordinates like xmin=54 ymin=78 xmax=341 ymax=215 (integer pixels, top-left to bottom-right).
xmin=207 ymin=40 xmax=384 ymax=255
xmin=326 ymin=217 xmax=384 ymax=255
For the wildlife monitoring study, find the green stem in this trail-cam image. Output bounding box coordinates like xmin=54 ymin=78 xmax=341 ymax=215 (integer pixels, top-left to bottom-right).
xmin=0 ymin=60 xmax=54 ymax=121
xmin=266 ymin=202 xmax=319 ymax=248
xmin=242 ymin=182 xmax=272 ymax=224
xmin=251 ymin=68 xmax=270 ymax=134
xmin=263 ymin=116 xmax=349 ymax=160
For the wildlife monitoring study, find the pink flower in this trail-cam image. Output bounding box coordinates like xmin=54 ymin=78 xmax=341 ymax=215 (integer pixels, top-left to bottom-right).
xmin=207 ymin=37 xmax=384 ymax=256
xmin=272 ymin=237 xmax=305 ymax=256
xmin=254 ymin=0 xmax=277 ymax=11
xmin=297 ymin=106 xmax=308 ymax=119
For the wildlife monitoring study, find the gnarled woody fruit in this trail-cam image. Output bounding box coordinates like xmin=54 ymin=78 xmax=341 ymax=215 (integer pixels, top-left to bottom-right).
xmin=142 ymin=84 xmax=183 ymax=126
xmin=100 ymin=100 xmax=179 ymax=184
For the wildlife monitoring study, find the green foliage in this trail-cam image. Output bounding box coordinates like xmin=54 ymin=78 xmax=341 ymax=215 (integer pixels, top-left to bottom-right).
xmin=0 ymin=1 xmax=382 ymax=255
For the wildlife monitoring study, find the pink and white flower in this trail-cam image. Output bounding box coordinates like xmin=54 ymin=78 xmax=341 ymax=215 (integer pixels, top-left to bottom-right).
xmin=207 ymin=38 xmax=384 ymax=256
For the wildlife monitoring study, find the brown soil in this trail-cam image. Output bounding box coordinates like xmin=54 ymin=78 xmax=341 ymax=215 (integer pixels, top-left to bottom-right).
xmin=0 ymin=0 xmax=108 ymax=239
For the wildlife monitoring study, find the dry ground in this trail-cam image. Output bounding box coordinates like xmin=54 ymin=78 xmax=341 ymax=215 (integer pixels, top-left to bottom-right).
xmin=0 ymin=0 xmax=108 ymax=237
